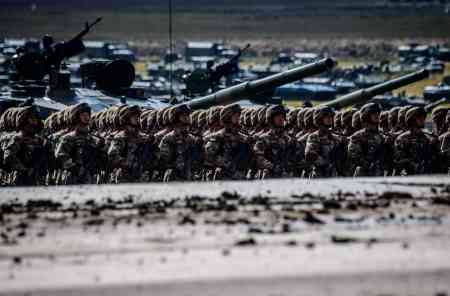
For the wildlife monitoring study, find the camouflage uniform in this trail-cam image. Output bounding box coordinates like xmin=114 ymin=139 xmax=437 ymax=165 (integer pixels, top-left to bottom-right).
xmin=55 ymin=103 xmax=103 ymax=185
xmin=253 ymin=105 xmax=291 ymax=179
xmin=394 ymin=107 xmax=436 ymax=175
xmin=347 ymin=103 xmax=385 ymax=177
xmin=295 ymin=108 xmax=316 ymax=177
xmin=305 ymin=106 xmax=343 ymax=178
xmin=439 ymin=111 xmax=450 ymax=173
xmin=1 ymin=107 xmax=45 ymax=186
xmin=108 ymin=105 xmax=151 ymax=183
xmin=204 ymin=104 xmax=249 ymax=180
xmin=159 ymin=104 xmax=195 ymax=182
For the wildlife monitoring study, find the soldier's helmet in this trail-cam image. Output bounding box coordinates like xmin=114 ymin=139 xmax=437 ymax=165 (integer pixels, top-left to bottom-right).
xmin=15 ymin=106 xmax=40 ymax=129
xmin=405 ymin=107 xmax=427 ymax=127
xmin=266 ymin=104 xmax=287 ymax=126
xmin=313 ymin=106 xmax=334 ymax=127
xmin=341 ymin=108 xmax=357 ymax=129
xmin=388 ymin=106 xmax=401 ymax=130
xmin=208 ymin=106 xmax=223 ymax=126
xmin=118 ymin=105 xmax=141 ymax=127
xmin=68 ymin=103 xmax=91 ymax=126
xmin=333 ymin=111 xmax=342 ymax=130
xmin=257 ymin=106 xmax=269 ymax=127
xmin=169 ymin=104 xmax=191 ymax=125
xmin=189 ymin=110 xmax=201 ymax=127
xmin=140 ymin=109 xmax=153 ymax=131
xmin=360 ymin=103 xmax=381 ymax=123
xmin=0 ymin=108 xmax=18 ymax=131
xmin=162 ymin=107 xmax=172 ymax=127
xmin=397 ymin=106 xmax=412 ymax=128
xmin=431 ymin=106 xmax=449 ymax=134
xmin=379 ymin=111 xmax=389 ymax=129
xmin=445 ymin=110 xmax=450 ymax=126
xmin=146 ymin=110 xmax=158 ymax=131
xmin=303 ymin=107 xmax=315 ymax=129
xmin=197 ymin=110 xmax=208 ymax=128
xmin=297 ymin=107 xmax=309 ymax=130
xmin=431 ymin=106 xmax=449 ymax=123
xmin=287 ymin=108 xmax=301 ymax=128
xmin=220 ymin=103 xmax=241 ymax=125
xmin=352 ymin=111 xmax=362 ymax=130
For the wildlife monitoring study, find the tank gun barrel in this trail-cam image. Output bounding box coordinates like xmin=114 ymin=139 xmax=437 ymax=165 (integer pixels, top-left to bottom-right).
xmin=323 ymin=69 xmax=429 ymax=110
xmin=185 ymin=58 xmax=335 ymax=110
xmin=424 ymin=97 xmax=448 ymax=113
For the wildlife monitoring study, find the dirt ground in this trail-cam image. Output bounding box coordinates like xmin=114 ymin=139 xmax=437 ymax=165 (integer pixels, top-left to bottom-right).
xmin=1 ymin=176 xmax=450 ymax=295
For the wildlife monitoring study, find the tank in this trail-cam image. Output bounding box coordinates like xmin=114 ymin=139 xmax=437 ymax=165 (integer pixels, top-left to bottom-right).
xmin=323 ymin=69 xmax=429 ymax=110
xmin=184 ymin=58 xmax=336 ymax=110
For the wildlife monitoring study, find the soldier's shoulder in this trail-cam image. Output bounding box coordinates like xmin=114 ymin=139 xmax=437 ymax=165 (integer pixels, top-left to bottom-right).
xmin=396 ymin=131 xmax=413 ymax=141
xmin=60 ymin=130 xmax=78 ymax=140
xmin=113 ymin=130 xmax=127 ymax=139
xmin=349 ymin=129 xmax=366 ymax=141
xmin=307 ymin=130 xmax=320 ymax=139
xmin=161 ymin=130 xmax=176 ymax=141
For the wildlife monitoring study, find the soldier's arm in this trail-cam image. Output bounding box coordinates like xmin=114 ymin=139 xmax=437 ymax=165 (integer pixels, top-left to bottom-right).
xmin=54 ymin=137 xmax=75 ymax=169
xmin=3 ymin=136 xmax=26 ymax=171
xmin=107 ymin=137 xmax=126 ymax=168
xmin=253 ymin=138 xmax=273 ymax=170
xmin=347 ymin=135 xmax=368 ymax=169
xmin=304 ymin=135 xmax=320 ymax=162
xmin=204 ymin=137 xmax=225 ymax=167
xmin=158 ymin=136 xmax=172 ymax=165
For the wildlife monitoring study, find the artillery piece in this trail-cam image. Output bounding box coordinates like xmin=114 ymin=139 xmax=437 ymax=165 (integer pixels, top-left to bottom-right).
xmin=323 ymin=69 xmax=430 ymax=110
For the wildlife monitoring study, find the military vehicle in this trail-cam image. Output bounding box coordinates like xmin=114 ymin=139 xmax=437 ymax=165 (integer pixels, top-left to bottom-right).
xmin=323 ymin=69 xmax=430 ymax=110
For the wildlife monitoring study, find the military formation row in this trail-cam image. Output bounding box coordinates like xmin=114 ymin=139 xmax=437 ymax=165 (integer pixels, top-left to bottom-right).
xmin=0 ymin=101 xmax=450 ymax=186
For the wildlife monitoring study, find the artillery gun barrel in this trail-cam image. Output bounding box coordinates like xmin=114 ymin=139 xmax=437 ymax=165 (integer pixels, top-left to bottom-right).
xmin=323 ymin=69 xmax=429 ymax=110
xmin=424 ymin=97 xmax=448 ymax=113
xmin=185 ymin=58 xmax=335 ymax=110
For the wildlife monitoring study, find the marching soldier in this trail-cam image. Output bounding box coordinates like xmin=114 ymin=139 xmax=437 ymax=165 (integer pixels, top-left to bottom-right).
xmin=55 ymin=103 xmax=103 ymax=185
xmin=394 ymin=107 xmax=436 ymax=175
xmin=204 ymin=104 xmax=249 ymax=180
xmin=159 ymin=104 xmax=195 ymax=182
xmin=253 ymin=105 xmax=291 ymax=179
xmin=347 ymin=103 xmax=385 ymax=177
xmin=305 ymin=106 xmax=343 ymax=178
xmin=1 ymin=106 xmax=45 ymax=186
xmin=108 ymin=105 xmax=151 ymax=183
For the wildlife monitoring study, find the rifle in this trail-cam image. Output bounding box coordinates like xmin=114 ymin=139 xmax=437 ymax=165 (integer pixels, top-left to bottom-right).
xmin=73 ymin=17 xmax=103 ymax=41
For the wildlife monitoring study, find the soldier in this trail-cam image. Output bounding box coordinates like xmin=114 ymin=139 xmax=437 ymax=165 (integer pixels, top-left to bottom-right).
xmin=108 ymin=105 xmax=151 ymax=183
xmin=394 ymin=107 xmax=436 ymax=175
xmin=333 ymin=110 xmax=342 ymax=135
xmin=204 ymin=104 xmax=249 ymax=180
xmin=379 ymin=110 xmax=390 ymax=135
xmin=395 ymin=106 xmax=412 ymax=136
xmin=431 ymin=106 xmax=449 ymax=137
xmin=1 ymin=106 xmax=45 ymax=186
xmin=159 ymin=104 xmax=195 ymax=182
xmin=439 ymin=111 xmax=450 ymax=173
xmin=347 ymin=103 xmax=385 ymax=177
xmin=54 ymin=103 xmax=103 ymax=185
xmin=305 ymin=106 xmax=343 ymax=178
xmin=253 ymin=105 xmax=291 ymax=179
xmin=286 ymin=108 xmax=302 ymax=138
xmin=296 ymin=107 xmax=316 ymax=177
xmin=351 ymin=110 xmax=362 ymax=133
xmin=340 ymin=108 xmax=358 ymax=137
xmin=204 ymin=106 xmax=224 ymax=137
xmin=388 ymin=106 xmax=401 ymax=133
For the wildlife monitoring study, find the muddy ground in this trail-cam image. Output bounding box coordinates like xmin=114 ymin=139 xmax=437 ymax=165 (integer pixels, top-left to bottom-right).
xmin=1 ymin=176 xmax=450 ymax=295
